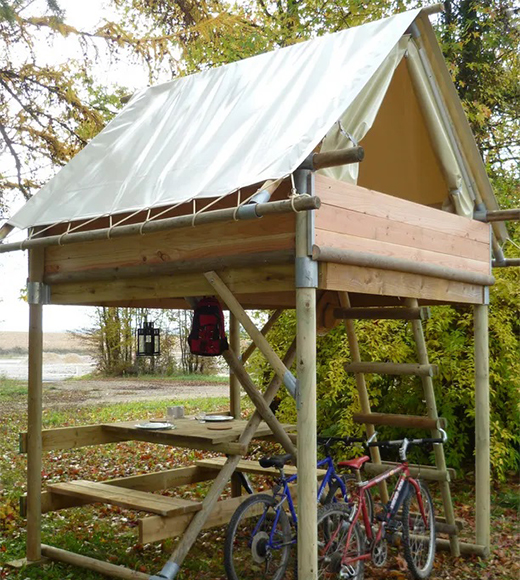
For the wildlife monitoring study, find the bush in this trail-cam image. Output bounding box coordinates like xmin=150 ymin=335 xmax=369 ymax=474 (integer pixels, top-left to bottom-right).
xmin=248 ymin=269 xmax=519 ymax=480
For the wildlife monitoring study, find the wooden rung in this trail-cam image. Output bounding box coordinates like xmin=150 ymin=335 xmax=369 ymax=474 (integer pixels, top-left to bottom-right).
xmin=362 ymin=462 xmax=455 ymax=482
xmin=344 ymin=362 xmax=438 ymax=377
xmin=47 ymin=481 xmax=202 ymax=517
xmin=393 ymin=514 xmax=461 ymax=535
xmin=333 ymin=307 xmax=430 ymax=321
xmin=196 ymin=457 xmax=327 ymax=479
xmin=353 ymin=412 xmax=447 ymax=430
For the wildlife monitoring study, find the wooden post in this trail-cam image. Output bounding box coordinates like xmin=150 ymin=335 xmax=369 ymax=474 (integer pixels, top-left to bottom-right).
xmin=406 ymin=298 xmax=460 ymax=556
xmin=338 ymin=292 xmax=389 ymax=503
xmin=229 ymin=313 xmax=241 ymax=418
xmin=27 ymin=248 xmax=44 ymax=562
xmin=474 ymin=303 xmax=490 ymax=552
xmin=295 ymin=169 xmax=318 ymax=580
xmin=228 ymin=313 xmax=242 ymax=498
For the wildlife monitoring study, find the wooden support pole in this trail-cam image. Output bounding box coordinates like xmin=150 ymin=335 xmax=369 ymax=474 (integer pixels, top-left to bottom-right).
xmin=312 ymin=245 xmax=495 ymax=287
xmin=204 ymin=271 xmax=297 ymax=398
xmin=154 ymin=341 xmax=297 ymax=579
xmin=0 ymin=195 xmax=321 ymax=254
xmin=334 ymin=306 xmax=430 ymax=321
xmin=229 ymin=313 xmax=241 ymax=419
xmin=474 ymin=303 xmax=490 ymax=552
xmin=26 ymin=248 xmax=44 ymax=562
xmin=344 ymin=362 xmax=438 ymax=377
xmin=338 ymin=292 xmax=388 ymax=503
xmin=352 ymin=412 xmax=447 ymax=430
xmin=406 ymin=298 xmax=460 ymax=556
xmin=41 ymin=545 xmax=150 ymax=580
xmin=483 ymin=208 xmax=520 ymax=222
xmin=295 ymin=169 xmax=318 ymax=580
xmin=223 ymin=350 xmax=297 ymax=458
xmin=228 ymin=313 xmax=242 ymax=498
xmin=241 ymin=309 xmax=283 ymax=364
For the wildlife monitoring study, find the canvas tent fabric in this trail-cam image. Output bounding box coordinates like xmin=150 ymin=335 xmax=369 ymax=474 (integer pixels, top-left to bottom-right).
xmin=7 ymin=9 xmax=423 ymax=230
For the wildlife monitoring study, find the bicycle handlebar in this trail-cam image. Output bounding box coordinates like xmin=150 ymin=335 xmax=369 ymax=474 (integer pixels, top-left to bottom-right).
xmin=367 ymin=428 xmax=448 ymax=461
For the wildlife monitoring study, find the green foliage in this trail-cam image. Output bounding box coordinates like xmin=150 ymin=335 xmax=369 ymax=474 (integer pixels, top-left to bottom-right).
xmin=250 ymin=275 xmax=519 ymax=480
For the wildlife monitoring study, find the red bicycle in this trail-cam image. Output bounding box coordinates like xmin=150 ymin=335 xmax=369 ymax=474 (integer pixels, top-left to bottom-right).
xmin=316 ymin=429 xmax=447 ymax=579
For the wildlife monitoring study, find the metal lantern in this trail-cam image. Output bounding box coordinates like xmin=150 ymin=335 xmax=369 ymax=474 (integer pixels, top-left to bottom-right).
xmin=136 ymin=320 xmax=160 ymax=357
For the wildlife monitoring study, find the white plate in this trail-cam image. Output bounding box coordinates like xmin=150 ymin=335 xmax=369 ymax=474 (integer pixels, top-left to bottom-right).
xmin=203 ymin=415 xmax=234 ymax=422
xmin=136 ymin=422 xmax=175 ymax=430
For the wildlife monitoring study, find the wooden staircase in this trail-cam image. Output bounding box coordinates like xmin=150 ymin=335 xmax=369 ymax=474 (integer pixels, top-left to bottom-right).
xmin=338 ymin=293 xmax=461 ymax=556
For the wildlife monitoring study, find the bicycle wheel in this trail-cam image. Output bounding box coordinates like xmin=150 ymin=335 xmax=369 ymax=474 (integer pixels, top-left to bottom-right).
xmin=324 ymin=474 xmax=374 ymax=523
xmin=401 ymin=480 xmax=436 ymax=579
xmin=317 ymin=503 xmax=365 ymax=580
xmin=224 ymin=493 xmax=293 ymax=580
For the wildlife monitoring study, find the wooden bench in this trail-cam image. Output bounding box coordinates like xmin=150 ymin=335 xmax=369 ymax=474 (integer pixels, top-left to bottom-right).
xmin=195 ymin=457 xmax=328 ymax=478
xmin=47 ymin=481 xmax=202 ymax=517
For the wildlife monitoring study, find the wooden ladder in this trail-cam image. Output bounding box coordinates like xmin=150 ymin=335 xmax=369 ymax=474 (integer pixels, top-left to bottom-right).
xmin=338 ymin=293 xmax=461 ymax=556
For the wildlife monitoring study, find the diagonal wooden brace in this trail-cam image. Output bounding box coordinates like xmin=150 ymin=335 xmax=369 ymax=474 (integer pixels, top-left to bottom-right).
xmin=241 ymin=309 xmax=283 ymax=364
xmin=223 ymin=349 xmax=297 ymax=458
xmin=204 ymin=271 xmax=297 ymax=399
xmin=152 ymin=339 xmax=297 ymax=580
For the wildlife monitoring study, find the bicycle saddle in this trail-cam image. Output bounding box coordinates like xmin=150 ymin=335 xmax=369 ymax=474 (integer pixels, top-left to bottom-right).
xmin=259 ymin=454 xmax=293 ymax=469
xmin=337 ymin=455 xmax=370 ymax=470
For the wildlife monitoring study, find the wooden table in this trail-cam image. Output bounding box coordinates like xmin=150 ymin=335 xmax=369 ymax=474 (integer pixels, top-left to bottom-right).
xmin=102 ymin=418 xmax=296 ymax=455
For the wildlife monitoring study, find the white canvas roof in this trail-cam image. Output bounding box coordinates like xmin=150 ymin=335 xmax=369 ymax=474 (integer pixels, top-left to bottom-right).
xmin=7 ymin=9 xmax=422 ymax=230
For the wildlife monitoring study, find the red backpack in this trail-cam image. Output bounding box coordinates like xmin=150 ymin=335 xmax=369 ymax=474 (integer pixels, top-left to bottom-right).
xmin=188 ymin=297 xmax=229 ymax=356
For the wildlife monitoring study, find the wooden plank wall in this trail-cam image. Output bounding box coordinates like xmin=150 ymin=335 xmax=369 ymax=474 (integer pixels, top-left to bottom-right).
xmin=45 ymin=214 xmax=295 ymax=277
xmin=314 ymin=174 xmax=491 ymax=304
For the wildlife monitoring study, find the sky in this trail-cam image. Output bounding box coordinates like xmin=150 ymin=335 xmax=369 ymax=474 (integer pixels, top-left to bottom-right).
xmin=0 ymin=0 xmax=153 ymax=332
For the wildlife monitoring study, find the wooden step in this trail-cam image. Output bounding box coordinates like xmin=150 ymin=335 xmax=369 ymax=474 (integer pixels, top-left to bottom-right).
xmin=362 ymin=461 xmax=456 ymax=482
xmin=353 ymin=412 xmax=447 ymax=430
xmin=195 ymin=457 xmax=328 ymax=479
xmin=333 ymin=307 xmax=430 ymax=321
xmin=344 ymin=362 xmax=438 ymax=377
xmin=47 ymin=481 xmax=202 ymax=517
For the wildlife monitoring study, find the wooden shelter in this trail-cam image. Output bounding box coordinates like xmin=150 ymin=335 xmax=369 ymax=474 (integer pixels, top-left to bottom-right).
xmin=2 ymin=5 xmax=514 ymax=580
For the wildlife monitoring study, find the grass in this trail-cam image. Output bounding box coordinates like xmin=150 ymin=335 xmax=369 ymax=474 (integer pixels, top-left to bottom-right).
xmin=0 ymin=396 xmax=518 ymax=580
xmin=0 ymin=376 xmax=27 ymax=400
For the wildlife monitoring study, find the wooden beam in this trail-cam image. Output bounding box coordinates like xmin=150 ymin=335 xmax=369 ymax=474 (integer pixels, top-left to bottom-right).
xmin=204 ymin=271 xmax=296 ymax=398
xmin=474 ymin=304 xmax=490 ymax=552
xmin=334 ymin=306 xmax=430 ymax=320
xmin=352 ymin=412 xmax=446 ymax=430
xmin=195 ymin=457 xmax=327 ymax=479
xmin=436 ymin=539 xmax=489 ymax=558
xmin=44 ymin=249 xmax=295 ymax=285
xmin=26 ymin=248 xmax=44 ymax=562
xmin=363 ymin=462 xmax=451 ymax=482
xmin=313 ymin=245 xmax=494 ymax=287
xmin=344 ymin=362 xmax=438 ymax=377
xmin=139 ymin=486 xmax=298 ymax=544
xmin=19 ymin=424 xmax=129 ymax=453
xmin=228 ymin=313 xmax=241 ymax=419
xmin=46 ymin=481 xmax=201 ymax=517
xmin=294 ymin=168 xmax=318 ymax=580
xmin=41 ymin=544 xmax=150 ymax=580
xmin=0 ymin=195 xmax=320 ymax=254
xmin=222 ymin=349 xmax=297 ymax=458
xmin=319 ymin=262 xmax=487 ymax=305
xmin=362 ymin=461 xmax=457 ymax=481
xmin=241 ymin=309 xmax=283 ymax=364
xmin=24 ymin=466 xmax=216 ymax=516
xmin=50 ymin=264 xmax=295 ymax=305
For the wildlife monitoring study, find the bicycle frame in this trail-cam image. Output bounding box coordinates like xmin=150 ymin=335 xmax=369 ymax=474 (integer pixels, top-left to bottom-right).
xmin=335 ymin=461 xmax=428 ymax=568
xmin=264 ymin=455 xmax=348 ymax=549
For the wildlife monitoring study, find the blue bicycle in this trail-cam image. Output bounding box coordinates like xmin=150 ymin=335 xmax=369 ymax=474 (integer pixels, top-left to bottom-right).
xmin=223 ymin=436 xmax=373 ymax=580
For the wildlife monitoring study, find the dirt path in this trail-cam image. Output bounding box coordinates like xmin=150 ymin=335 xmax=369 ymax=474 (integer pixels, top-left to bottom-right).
xmin=5 ymin=378 xmax=230 ymax=412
